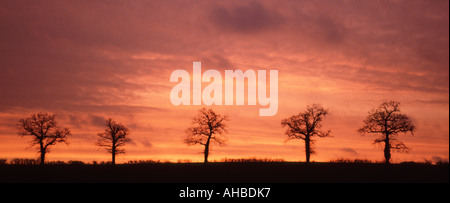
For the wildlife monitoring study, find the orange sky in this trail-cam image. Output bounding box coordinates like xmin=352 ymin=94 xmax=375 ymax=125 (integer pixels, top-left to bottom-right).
xmin=0 ymin=0 xmax=448 ymax=164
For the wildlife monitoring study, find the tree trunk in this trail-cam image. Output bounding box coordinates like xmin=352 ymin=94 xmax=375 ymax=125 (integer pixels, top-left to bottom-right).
xmin=112 ymin=148 xmax=116 ymax=165
xmin=204 ymin=144 xmax=209 ymax=164
xmin=204 ymin=134 xmax=212 ymax=164
xmin=40 ymin=151 xmax=46 ymax=165
xmin=305 ymin=136 xmax=311 ymax=163
xmin=384 ymin=135 xmax=391 ymax=165
xmin=39 ymin=142 xmax=45 ymax=165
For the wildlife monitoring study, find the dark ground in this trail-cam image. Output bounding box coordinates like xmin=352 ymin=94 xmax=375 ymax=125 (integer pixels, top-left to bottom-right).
xmin=0 ymin=162 xmax=448 ymax=183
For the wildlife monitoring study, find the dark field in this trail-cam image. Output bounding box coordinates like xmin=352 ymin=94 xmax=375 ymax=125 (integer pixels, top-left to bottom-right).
xmin=0 ymin=162 xmax=448 ymax=183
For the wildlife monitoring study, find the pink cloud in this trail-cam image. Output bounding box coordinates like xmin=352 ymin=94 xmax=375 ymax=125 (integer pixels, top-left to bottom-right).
xmin=0 ymin=0 xmax=448 ymax=163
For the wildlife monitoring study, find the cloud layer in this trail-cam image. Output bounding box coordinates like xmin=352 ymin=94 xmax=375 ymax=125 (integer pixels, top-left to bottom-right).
xmin=0 ymin=0 xmax=448 ymax=163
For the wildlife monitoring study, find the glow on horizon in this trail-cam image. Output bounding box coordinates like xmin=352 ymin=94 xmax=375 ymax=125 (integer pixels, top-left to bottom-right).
xmin=0 ymin=0 xmax=448 ymax=164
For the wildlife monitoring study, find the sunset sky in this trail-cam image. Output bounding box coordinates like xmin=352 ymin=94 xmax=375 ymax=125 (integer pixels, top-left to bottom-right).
xmin=0 ymin=0 xmax=448 ymax=164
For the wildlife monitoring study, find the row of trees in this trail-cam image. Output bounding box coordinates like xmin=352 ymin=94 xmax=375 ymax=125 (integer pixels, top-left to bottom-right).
xmin=183 ymin=101 xmax=415 ymax=164
xmin=16 ymin=101 xmax=415 ymax=165
xmin=17 ymin=115 xmax=129 ymax=165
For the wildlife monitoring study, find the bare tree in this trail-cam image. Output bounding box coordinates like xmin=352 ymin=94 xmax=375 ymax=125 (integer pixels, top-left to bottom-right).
xmin=17 ymin=113 xmax=71 ymax=165
xmin=281 ymin=104 xmax=331 ymax=163
xmin=96 ymin=118 xmax=131 ymax=165
xmin=358 ymin=101 xmax=415 ymax=164
xmin=185 ymin=108 xmax=229 ymax=163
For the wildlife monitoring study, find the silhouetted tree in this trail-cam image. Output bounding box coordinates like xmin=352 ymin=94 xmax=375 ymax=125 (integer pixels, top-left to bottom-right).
xmin=281 ymin=104 xmax=331 ymax=163
xmin=96 ymin=118 xmax=131 ymax=165
xmin=17 ymin=113 xmax=71 ymax=165
xmin=359 ymin=101 xmax=415 ymax=164
xmin=185 ymin=108 xmax=229 ymax=163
